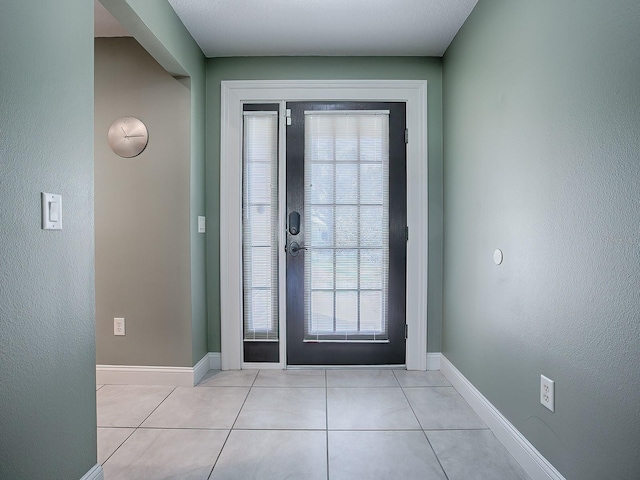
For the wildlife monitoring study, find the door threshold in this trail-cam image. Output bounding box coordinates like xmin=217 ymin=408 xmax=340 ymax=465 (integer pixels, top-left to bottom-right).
xmin=286 ymin=364 xmax=406 ymax=370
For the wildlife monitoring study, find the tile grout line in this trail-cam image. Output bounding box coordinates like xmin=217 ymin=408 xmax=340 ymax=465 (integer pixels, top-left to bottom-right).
xmin=324 ymin=428 xmax=430 ymax=433
xmin=393 ymin=370 xmax=451 ymax=480
xmin=229 ymin=427 xmax=332 ymax=432
xmin=321 ymin=385 xmax=404 ymax=389
xmin=207 ymin=370 xmax=259 ymax=480
xmin=402 ymin=386 xmax=455 ymax=389
xmin=133 ymin=426 xmax=236 ymax=431
xmin=423 ymin=430 xmax=452 ymax=480
xmin=248 ymin=386 xmax=327 ymax=389
xmin=393 ymin=370 xmax=421 ymax=428
xmin=99 ymin=427 xmax=137 ymax=467
xmin=101 ymin=386 xmax=177 ymax=470
xmin=391 ymin=369 xmax=400 ymax=388
xmin=423 ymin=427 xmax=490 ymax=431
xmin=136 ymin=386 xmax=177 ymax=428
xmin=206 ymin=427 xmax=231 ymax=480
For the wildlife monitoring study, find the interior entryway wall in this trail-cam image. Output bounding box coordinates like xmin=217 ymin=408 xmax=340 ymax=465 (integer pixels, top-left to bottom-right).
xmin=205 ymin=57 xmax=445 ymax=363
xmin=94 ymin=37 xmax=192 ymax=367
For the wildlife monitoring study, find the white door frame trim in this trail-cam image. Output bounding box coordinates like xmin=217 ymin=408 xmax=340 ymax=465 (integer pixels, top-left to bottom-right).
xmin=220 ymin=80 xmax=428 ymax=370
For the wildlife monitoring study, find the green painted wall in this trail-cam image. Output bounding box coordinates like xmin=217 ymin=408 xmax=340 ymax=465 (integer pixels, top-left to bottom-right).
xmin=0 ymin=1 xmax=97 ymax=479
xmin=442 ymin=1 xmax=640 ymax=478
xmin=102 ymin=0 xmax=208 ymax=365
xmin=206 ymin=57 xmax=444 ymax=353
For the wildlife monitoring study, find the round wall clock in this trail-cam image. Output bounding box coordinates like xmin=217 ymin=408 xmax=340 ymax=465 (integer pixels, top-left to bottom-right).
xmin=107 ymin=116 xmax=149 ymax=158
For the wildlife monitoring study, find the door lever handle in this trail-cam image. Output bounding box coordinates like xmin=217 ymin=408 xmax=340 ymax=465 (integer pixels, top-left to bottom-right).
xmin=287 ymin=241 xmax=308 ymax=257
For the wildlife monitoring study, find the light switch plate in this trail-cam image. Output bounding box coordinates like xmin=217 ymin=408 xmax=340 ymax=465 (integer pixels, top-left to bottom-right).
xmin=41 ymin=192 xmax=62 ymax=230
xmin=198 ymin=216 xmax=206 ymax=233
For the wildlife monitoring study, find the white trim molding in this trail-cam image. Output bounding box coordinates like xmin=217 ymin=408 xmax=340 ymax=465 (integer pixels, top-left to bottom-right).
xmin=193 ymin=354 xmax=212 ymax=385
xmin=96 ymin=364 xmax=197 ymax=387
xmin=440 ymin=355 xmax=566 ymax=480
xmin=96 ymin=353 xmax=215 ymax=387
xmin=80 ymin=464 xmax=103 ymax=480
xmin=426 ymin=352 xmax=441 ymax=370
xmin=209 ymin=352 xmax=221 ymax=370
xmin=220 ymin=80 xmax=429 ymax=371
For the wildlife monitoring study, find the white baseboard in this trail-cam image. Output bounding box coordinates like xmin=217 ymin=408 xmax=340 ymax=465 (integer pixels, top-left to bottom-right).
xmin=80 ymin=464 xmax=103 ymax=480
xmin=440 ymin=355 xmax=566 ymax=480
xmin=209 ymin=352 xmax=221 ymax=370
xmin=97 ymin=353 xmax=216 ymax=387
xmin=96 ymin=365 xmax=195 ymax=386
xmin=426 ymin=352 xmax=441 ymax=370
xmin=193 ymin=354 xmax=211 ymax=385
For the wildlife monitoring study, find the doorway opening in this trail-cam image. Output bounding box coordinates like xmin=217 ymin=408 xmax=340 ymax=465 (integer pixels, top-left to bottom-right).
xmin=220 ymin=80 xmax=429 ymax=370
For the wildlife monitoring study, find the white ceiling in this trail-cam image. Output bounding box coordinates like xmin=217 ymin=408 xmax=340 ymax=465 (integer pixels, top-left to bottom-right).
xmin=167 ymin=0 xmax=478 ymax=57
xmin=94 ymin=1 xmax=131 ymax=37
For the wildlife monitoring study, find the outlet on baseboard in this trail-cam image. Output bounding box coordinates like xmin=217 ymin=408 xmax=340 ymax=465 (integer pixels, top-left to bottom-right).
xmin=114 ymin=318 xmax=125 ymax=336
xmin=540 ymin=375 xmax=555 ymax=412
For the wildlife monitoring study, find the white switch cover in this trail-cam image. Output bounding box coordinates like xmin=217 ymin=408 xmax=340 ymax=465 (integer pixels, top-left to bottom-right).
xmin=198 ymin=216 xmax=206 ymax=233
xmin=49 ymin=200 xmax=59 ymax=222
xmin=540 ymin=375 xmax=555 ymax=412
xmin=42 ymin=193 xmax=62 ymax=230
xmin=114 ymin=318 xmax=125 ymax=336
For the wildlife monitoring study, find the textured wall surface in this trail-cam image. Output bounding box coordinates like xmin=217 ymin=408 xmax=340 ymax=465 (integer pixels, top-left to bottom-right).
xmin=205 ymin=56 xmax=444 ymax=353
xmin=442 ymin=1 xmax=640 ymax=478
xmin=95 ymin=37 xmax=193 ymax=367
xmin=0 ymin=1 xmax=97 ymax=478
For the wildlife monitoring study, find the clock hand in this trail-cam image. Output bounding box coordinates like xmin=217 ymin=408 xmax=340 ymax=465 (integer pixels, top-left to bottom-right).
xmin=126 ymin=134 xmax=145 ymax=138
xmin=121 ymin=126 xmax=128 ymax=137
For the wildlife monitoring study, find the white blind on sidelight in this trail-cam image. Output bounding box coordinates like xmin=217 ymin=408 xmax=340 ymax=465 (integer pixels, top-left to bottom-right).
xmin=303 ymin=111 xmax=389 ymax=342
xmin=242 ymin=111 xmax=279 ymax=341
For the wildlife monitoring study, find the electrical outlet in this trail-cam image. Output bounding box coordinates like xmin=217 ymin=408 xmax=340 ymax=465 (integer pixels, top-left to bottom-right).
xmin=540 ymin=375 xmax=555 ymax=412
xmin=114 ymin=318 xmax=125 ymax=336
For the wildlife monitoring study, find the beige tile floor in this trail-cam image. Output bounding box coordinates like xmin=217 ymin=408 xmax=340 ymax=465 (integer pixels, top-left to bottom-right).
xmin=96 ymin=369 xmax=530 ymax=480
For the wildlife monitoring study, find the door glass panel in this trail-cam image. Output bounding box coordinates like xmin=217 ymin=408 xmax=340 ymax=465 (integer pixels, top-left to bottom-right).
xmin=335 ymin=291 xmax=358 ymax=332
xmin=359 ymin=250 xmax=383 ymax=289
xmin=250 ymin=290 xmax=272 ymax=331
xmin=335 ymin=164 xmax=358 ymax=203
xmin=249 ymin=206 xmax=272 ymax=245
xmin=335 ymin=249 xmax=358 ymax=289
xmin=335 ymin=206 xmax=358 ymax=247
xmin=310 ymin=249 xmax=334 ymax=289
xmin=360 ymin=206 xmax=384 ymax=247
xmin=242 ymin=111 xmax=279 ymax=342
xmin=310 ymin=163 xmax=334 ymax=204
xmin=360 ymin=164 xmax=383 ymax=204
xmin=311 ymin=290 xmax=334 ymax=332
xmin=308 ymin=205 xmax=334 ymax=247
xmin=303 ymin=112 xmax=389 ymax=342
xmin=360 ymin=291 xmax=383 ymax=332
